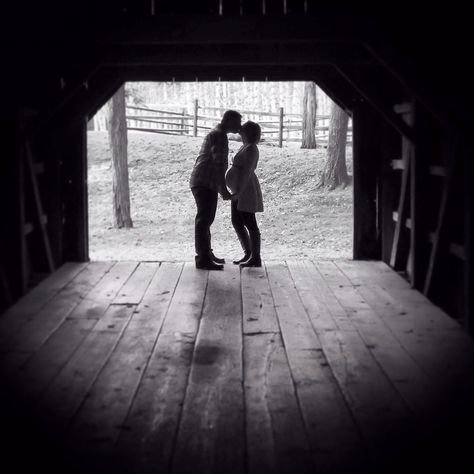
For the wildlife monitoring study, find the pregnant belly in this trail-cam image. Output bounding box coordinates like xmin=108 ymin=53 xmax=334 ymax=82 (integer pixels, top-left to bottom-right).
xmin=225 ymin=166 xmax=240 ymax=194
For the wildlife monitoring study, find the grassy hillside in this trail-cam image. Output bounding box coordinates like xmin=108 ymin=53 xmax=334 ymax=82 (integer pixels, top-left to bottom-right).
xmin=87 ymin=131 xmax=352 ymax=261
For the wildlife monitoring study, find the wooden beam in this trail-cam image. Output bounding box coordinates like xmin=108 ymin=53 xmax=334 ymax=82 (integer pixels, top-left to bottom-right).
xmin=98 ymin=41 xmax=372 ymax=67
xmin=423 ymin=139 xmax=458 ymax=297
xmin=0 ymin=261 xmax=12 ymax=307
xmin=309 ymin=69 xmax=357 ymax=115
xmin=33 ymin=162 xmax=45 ymax=174
xmin=389 ymin=134 xmax=411 ymax=269
xmin=48 ymin=67 xmax=124 ymax=132
xmin=20 ymin=63 xmax=101 ymax=143
xmin=96 ymin=14 xmax=370 ymax=46
xmin=449 ymin=243 xmax=466 ymax=261
xmin=380 ymin=121 xmax=401 ymax=264
xmin=410 ymin=103 xmax=431 ymax=290
xmin=18 ymin=148 xmax=29 ymax=294
xmin=352 ymin=100 xmax=381 ymax=260
xmin=0 ymin=114 xmax=31 ymax=301
xmin=362 ymin=40 xmax=467 ymax=136
xmin=464 ymin=147 xmax=474 ymax=335
xmin=61 ymin=118 xmax=89 ymax=262
xmin=119 ymin=64 xmax=357 ymax=113
xmin=390 ymin=159 xmax=404 ymax=170
xmin=334 ymin=64 xmax=415 ymax=143
xmin=120 ymin=64 xmax=326 ymax=82
xmin=25 ymin=143 xmax=55 ymax=273
xmin=429 ymin=166 xmax=446 ymax=177
xmin=392 ymin=212 xmax=412 ymax=230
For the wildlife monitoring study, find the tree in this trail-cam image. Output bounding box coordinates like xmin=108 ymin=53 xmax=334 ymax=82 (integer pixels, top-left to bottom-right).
xmin=301 ymin=81 xmax=317 ymax=148
xmin=318 ymin=101 xmax=350 ymax=190
xmin=108 ymin=84 xmax=133 ymax=228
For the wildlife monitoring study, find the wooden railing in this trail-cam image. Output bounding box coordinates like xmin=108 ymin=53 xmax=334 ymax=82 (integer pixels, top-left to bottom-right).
xmin=103 ymin=100 xmax=352 ymax=147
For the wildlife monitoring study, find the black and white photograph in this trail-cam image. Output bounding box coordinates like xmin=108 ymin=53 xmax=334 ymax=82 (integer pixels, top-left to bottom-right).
xmin=1 ymin=1 xmax=473 ymax=473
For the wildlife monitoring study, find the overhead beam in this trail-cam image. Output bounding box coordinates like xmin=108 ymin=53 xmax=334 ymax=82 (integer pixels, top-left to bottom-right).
xmin=118 ymin=63 xmax=344 ymax=79
xmin=60 ymin=69 xmax=124 ymax=127
xmin=334 ymin=64 xmax=415 ymax=143
xmin=362 ymin=40 xmax=472 ymax=138
xmin=117 ymin=64 xmax=358 ymax=113
xmin=20 ymin=62 xmax=101 ymax=142
xmin=97 ymin=14 xmax=374 ymax=46
xmin=98 ymin=42 xmax=372 ymax=67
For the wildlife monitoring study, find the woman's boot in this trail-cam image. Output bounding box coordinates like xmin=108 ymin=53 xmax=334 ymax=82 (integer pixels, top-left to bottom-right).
xmin=210 ymin=249 xmax=225 ymax=264
xmin=233 ymin=232 xmax=251 ymax=264
xmin=240 ymin=231 xmax=261 ymax=267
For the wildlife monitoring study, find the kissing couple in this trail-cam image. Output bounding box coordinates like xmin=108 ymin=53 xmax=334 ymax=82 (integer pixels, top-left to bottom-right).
xmin=189 ymin=110 xmax=264 ymax=270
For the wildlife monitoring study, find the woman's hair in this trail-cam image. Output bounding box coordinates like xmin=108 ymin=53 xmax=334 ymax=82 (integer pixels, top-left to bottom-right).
xmin=241 ymin=121 xmax=261 ymax=144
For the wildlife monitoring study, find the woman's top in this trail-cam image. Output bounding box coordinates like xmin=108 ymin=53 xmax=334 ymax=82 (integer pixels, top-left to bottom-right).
xmin=225 ymin=143 xmax=263 ymax=213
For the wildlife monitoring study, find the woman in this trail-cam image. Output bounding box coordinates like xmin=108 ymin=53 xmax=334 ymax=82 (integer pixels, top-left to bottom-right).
xmin=225 ymin=121 xmax=263 ymax=267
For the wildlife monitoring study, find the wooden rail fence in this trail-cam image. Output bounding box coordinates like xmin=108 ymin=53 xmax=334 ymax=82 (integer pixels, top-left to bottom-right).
xmin=92 ymin=100 xmax=352 ymax=147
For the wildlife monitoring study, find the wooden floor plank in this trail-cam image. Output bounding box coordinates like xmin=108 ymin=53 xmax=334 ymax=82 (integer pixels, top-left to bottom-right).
xmin=347 ymin=260 xmax=412 ymax=289
xmin=244 ymin=332 xmax=313 ymax=474
xmin=68 ymin=263 xmax=184 ymax=466
xmin=241 ymin=266 xmax=279 ymax=334
xmin=337 ymin=260 xmax=460 ymax=330
xmin=308 ymin=261 xmax=434 ymax=466
xmin=266 ymin=262 xmax=365 ymax=473
xmin=7 ymin=262 xmax=148 ymax=401
xmin=38 ymin=304 xmax=136 ymax=430
xmin=3 ymin=259 xmax=474 ymax=474
xmin=160 ymin=263 xmax=210 ymax=335
xmin=337 ymin=262 xmax=474 ymax=434
xmin=2 ymin=262 xmax=114 ymax=353
xmin=305 ymin=261 xmax=437 ymax=423
xmin=0 ymin=262 xmax=91 ymax=346
xmin=0 ymin=351 xmax=34 ymax=379
xmin=1 ymin=261 xmax=88 ymax=317
xmin=6 ymin=262 xmax=139 ymax=399
xmin=171 ymin=265 xmax=244 ymax=474
xmin=333 ymin=260 xmax=474 ymax=466
xmin=286 ymin=260 xmax=351 ymax=332
xmin=335 ymin=260 xmax=474 ymax=374
xmin=112 ymin=262 xmax=159 ymax=305
xmin=113 ymin=263 xmax=208 ymax=474
xmin=74 ymin=261 xmax=139 ymax=310
xmin=14 ymin=318 xmax=98 ymax=402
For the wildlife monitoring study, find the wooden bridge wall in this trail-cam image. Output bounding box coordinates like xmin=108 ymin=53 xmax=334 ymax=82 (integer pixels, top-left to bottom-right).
xmin=1 ymin=1 xmax=473 ymax=332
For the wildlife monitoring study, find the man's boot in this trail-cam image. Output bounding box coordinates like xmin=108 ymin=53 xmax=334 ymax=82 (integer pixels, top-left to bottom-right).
xmin=240 ymin=231 xmax=261 ymax=268
xmin=233 ymin=232 xmax=251 ymax=264
xmin=195 ymin=255 xmax=224 ymax=270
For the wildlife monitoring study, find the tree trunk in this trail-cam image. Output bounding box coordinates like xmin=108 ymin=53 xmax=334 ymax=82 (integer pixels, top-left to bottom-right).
xmin=301 ymin=81 xmax=317 ymax=148
xmin=108 ymin=84 xmax=133 ymax=228
xmin=318 ymin=101 xmax=350 ymax=190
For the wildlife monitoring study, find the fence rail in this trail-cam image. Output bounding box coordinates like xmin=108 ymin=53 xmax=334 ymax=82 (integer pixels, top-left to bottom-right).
xmin=93 ymin=101 xmax=352 ymax=147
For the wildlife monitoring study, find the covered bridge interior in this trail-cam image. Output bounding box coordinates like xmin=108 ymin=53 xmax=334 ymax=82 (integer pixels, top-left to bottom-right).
xmin=1 ymin=1 xmax=474 ymax=473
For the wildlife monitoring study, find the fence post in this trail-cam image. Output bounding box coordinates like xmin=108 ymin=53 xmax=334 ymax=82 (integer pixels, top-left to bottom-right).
xmin=193 ymin=99 xmax=198 ymax=137
xmin=181 ymin=108 xmax=186 ymax=135
xmin=279 ymin=107 xmax=284 ymax=148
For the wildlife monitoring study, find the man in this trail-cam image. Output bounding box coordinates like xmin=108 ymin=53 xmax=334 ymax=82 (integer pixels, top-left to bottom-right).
xmin=190 ymin=110 xmax=242 ymax=270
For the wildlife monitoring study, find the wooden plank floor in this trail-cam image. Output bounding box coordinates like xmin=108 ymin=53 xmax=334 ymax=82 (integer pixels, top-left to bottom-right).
xmin=1 ymin=260 xmax=474 ymax=474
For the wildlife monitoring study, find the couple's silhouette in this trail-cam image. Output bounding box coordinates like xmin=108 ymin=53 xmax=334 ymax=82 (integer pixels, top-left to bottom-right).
xmin=189 ymin=110 xmax=263 ymax=270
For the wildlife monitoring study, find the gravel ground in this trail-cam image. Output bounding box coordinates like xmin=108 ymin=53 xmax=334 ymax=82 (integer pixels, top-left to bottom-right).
xmin=87 ymin=131 xmax=353 ymax=261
